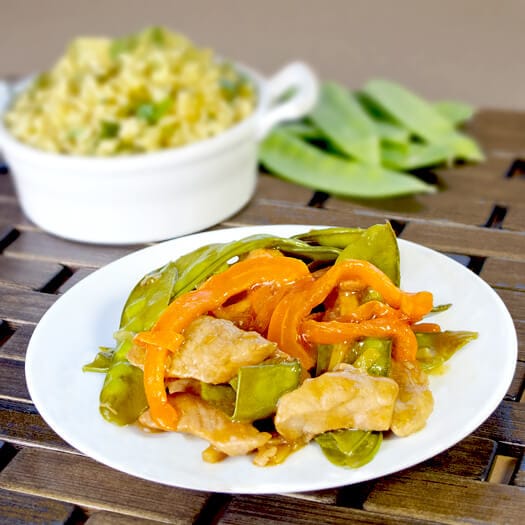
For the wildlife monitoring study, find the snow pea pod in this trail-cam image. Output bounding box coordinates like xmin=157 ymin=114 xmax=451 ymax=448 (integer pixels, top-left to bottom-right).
xmin=97 ymin=261 xmax=178 ymax=425
xmin=315 ymin=429 xmax=383 ymax=468
xmin=279 ymin=121 xmax=324 ymax=141
xmin=171 ymin=234 xmax=341 ymax=299
xmin=364 ymin=79 xmax=455 ymax=143
xmin=293 ymin=226 xmax=364 ymax=249
xmin=200 ymin=383 xmax=236 ymax=416
xmin=315 ymin=337 xmax=388 ymax=468
xmin=381 ymin=141 xmax=455 ymax=171
xmin=231 ymin=360 xmax=302 ymax=422
xmin=259 ymin=129 xmax=435 ymax=199
xmin=434 ymin=100 xmax=475 ymax=126
xmin=309 ymin=82 xmax=380 ymax=165
xmin=336 ymin=222 xmax=400 ymax=286
xmin=354 ymin=338 xmax=392 ymax=377
xmin=416 ymin=330 xmax=478 ymax=373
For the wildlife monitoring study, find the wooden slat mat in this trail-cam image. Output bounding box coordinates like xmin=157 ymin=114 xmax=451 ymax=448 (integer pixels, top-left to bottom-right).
xmin=0 ymin=108 xmax=524 ymax=524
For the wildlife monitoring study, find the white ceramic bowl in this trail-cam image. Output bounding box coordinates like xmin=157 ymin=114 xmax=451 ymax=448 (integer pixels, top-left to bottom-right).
xmin=0 ymin=62 xmax=318 ymax=245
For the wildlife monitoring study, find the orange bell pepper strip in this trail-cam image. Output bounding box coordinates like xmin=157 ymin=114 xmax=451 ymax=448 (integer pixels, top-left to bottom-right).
xmin=412 ymin=322 xmax=442 ymax=333
xmin=267 ymin=259 xmax=433 ymax=368
xmin=336 ymin=300 xmax=406 ymax=323
xmin=301 ymin=318 xmax=418 ymax=361
xmin=134 ymin=255 xmax=310 ymax=429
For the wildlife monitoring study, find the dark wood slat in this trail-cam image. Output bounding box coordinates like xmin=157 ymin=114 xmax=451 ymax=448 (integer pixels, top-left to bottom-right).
xmin=0 ymin=285 xmax=56 ymax=324
xmin=400 ymin=221 xmax=525 ymax=261
xmin=480 ymin=257 xmax=525 ymax=291
xmin=4 ymin=231 xmax=141 ymax=268
xmin=87 ymin=512 xmax=167 ymax=524
xmin=411 ymin=435 xmax=496 ymax=480
xmin=0 ymin=486 xmax=76 ymax=525
xmin=436 ymin=168 xmax=525 ymax=206
xmin=0 ymin=448 xmax=211 ymax=524
xmin=0 ymin=255 xmax=65 ymax=291
xmin=0 ymin=399 xmax=74 ymax=452
xmin=0 ymin=357 xmax=29 ymax=402
xmin=278 ymin=489 xmax=337 ymax=504
xmin=465 ymin=109 xmax=525 ymax=156
xmin=0 ymin=172 xmax=16 ymax=200
xmin=507 ymin=361 xmax=525 ymax=401
xmin=57 ymin=266 xmax=96 ymax=294
xmin=226 ymin=200 xmax=377 ymax=229
xmin=0 ymin=201 xmax=31 ymax=230
xmin=219 ymin=494 xmax=433 ymax=525
xmin=0 ymin=323 xmax=33 ymax=361
xmin=506 ymin=203 xmax=525 ymax=231
xmin=474 ymin=400 xmax=525 ymax=444
xmin=496 ymin=288 xmax=525 ymax=322
xmin=512 ymin=455 xmax=525 ymax=487
xmin=364 ymin=470 xmax=525 ymax=525
xmin=326 ymin=191 xmax=494 ymax=227
xmin=516 ymin=321 xmax=525 ymax=362
xmin=256 ymin=172 xmax=315 ymax=204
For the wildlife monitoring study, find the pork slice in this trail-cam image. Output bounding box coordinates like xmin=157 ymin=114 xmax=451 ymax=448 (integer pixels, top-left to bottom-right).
xmin=166 ymin=315 xmax=277 ymax=383
xmin=389 ymin=360 xmax=434 ymax=437
xmin=274 ymin=363 xmax=399 ymax=442
xmin=139 ymin=393 xmax=271 ymax=457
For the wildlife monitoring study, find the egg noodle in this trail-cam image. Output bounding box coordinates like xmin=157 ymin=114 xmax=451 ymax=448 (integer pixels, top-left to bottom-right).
xmin=4 ymin=27 xmax=256 ymax=156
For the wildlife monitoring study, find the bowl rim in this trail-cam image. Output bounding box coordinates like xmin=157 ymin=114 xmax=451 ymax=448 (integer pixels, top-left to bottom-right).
xmin=0 ymin=63 xmax=269 ymax=171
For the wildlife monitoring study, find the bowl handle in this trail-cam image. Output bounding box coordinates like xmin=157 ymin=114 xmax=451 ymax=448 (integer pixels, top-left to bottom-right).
xmin=256 ymin=62 xmax=319 ymax=140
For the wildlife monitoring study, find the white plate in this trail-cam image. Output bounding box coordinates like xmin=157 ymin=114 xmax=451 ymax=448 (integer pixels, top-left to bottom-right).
xmin=25 ymin=225 xmax=517 ymax=493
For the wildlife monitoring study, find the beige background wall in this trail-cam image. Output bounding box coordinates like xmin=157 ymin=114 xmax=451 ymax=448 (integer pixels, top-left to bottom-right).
xmin=0 ymin=0 xmax=522 ymax=110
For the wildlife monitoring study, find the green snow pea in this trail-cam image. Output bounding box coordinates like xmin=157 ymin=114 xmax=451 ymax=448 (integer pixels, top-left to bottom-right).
xmin=336 ymin=222 xmax=400 ymax=286
xmin=315 ymin=429 xmax=383 ymax=468
xmin=416 ymin=330 xmax=478 ymax=372
xmin=279 ymin=121 xmax=324 ymax=141
xmin=353 ymin=338 xmax=392 ymax=377
xmin=363 ymin=79 xmax=455 ymax=143
xmin=315 ymin=336 xmax=389 ymax=467
xmin=200 ymin=383 xmax=236 ymax=416
xmin=259 ymin=129 xmax=435 ymax=199
xmin=381 ymin=141 xmax=455 ymax=171
xmin=434 ymin=100 xmax=475 ymax=126
xmin=231 ymin=360 xmax=302 ymax=422
xmin=95 ymin=261 xmax=178 ymax=425
xmin=294 ymin=223 xmax=400 ymax=284
xmin=309 ymin=82 xmax=380 ymax=165
xmin=171 ymin=234 xmax=341 ymax=299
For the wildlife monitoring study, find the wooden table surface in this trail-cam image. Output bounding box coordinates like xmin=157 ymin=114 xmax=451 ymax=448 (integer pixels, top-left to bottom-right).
xmin=0 ymin=109 xmax=524 ymax=524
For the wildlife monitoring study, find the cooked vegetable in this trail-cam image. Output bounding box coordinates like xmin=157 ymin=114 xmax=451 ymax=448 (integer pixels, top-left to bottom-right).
xmin=416 ymin=330 xmax=478 ymax=372
xmin=232 ymin=361 xmax=302 ymax=421
xmin=260 ymin=79 xmax=484 ymax=199
xmin=315 ymin=430 xmax=383 ymax=468
xmin=86 ymin=225 xmax=478 ymax=469
xmin=96 ymin=261 xmax=178 ymax=425
xmin=294 ymin=222 xmax=400 ymax=285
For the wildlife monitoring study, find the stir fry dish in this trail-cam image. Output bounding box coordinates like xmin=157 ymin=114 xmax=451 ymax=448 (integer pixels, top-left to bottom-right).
xmin=85 ymin=224 xmax=477 ymax=468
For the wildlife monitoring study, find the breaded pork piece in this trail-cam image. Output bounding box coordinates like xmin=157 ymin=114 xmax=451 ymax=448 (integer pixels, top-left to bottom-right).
xmin=389 ymin=360 xmax=434 ymax=437
xmin=128 ymin=315 xmax=277 ymax=384
xmin=139 ymin=393 xmax=271 ymax=457
xmin=274 ymin=363 xmax=399 ymax=442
